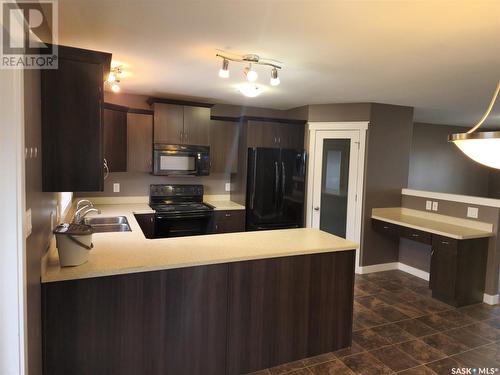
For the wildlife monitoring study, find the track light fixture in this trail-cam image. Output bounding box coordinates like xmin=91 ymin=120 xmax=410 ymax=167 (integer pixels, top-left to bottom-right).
xmin=270 ymin=67 xmax=280 ymax=86
xmin=216 ymin=51 xmax=282 ymax=95
xmin=218 ymin=58 xmax=229 ymax=78
xmin=107 ymin=65 xmax=124 ymax=93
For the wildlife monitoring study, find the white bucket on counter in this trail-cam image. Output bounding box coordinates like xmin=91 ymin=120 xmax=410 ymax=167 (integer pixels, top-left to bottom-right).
xmin=53 ymin=223 xmax=94 ymax=267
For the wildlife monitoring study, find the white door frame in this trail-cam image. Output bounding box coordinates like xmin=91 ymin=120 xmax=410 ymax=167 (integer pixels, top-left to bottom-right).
xmin=0 ymin=68 xmax=27 ymax=374
xmin=306 ymin=122 xmax=369 ymax=272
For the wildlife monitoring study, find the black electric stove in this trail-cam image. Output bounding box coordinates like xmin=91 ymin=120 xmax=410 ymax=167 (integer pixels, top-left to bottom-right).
xmin=149 ymin=184 xmax=214 ymax=238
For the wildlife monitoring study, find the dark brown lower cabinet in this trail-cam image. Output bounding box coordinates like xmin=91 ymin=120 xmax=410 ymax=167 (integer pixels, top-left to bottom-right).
xmin=42 ymin=265 xmax=228 ymax=375
xmin=430 ymin=235 xmax=488 ymax=306
xmin=134 ymin=213 xmax=155 ymax=238
xmin=227 ymin=251 xmax=355 ymax=375
xmin=42 ymin=250 xmax=356 ymax=375
xmin=372 ymin=218 xmax=489 ymax=307
xmin=211 ymin=209 xmax=246 ymax=233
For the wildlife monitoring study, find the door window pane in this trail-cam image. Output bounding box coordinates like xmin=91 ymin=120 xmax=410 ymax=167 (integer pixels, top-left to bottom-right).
xmin=320 ymin=139 xmax=350 ymax=237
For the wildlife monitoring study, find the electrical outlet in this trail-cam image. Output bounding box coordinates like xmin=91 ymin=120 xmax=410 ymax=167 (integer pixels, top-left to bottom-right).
xmin=225 ymin=182 xmax=231 ymax=192
xmin=425 ymin=200 xmax=432 ymax=210
xmin=113 ymin=183 xmax=120 ymax=193
xmin=467 ymin=206 xmax=479 ymax=219
xmin=432 ymin=201 xmax=439 ymax=211
xmin=25 ymin=209 xmax=32 ymax=238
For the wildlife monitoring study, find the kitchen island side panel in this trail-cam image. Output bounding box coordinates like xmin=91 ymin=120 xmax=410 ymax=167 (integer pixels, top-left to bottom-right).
xmin=42 ymin=250 xmax=355 ymax=375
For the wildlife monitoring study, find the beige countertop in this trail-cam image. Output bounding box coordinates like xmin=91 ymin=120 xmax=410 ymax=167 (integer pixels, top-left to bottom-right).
xmin=371 ymin=207 xmax=494 ymax=240
xmin=43 ymin=204 xmax=357 ymax=283
xmin=204 ymin=199 xmax=245 ymax=211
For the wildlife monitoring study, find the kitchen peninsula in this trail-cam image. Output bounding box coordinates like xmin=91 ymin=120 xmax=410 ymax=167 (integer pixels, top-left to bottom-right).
xmin=42 ymin=204 xmax=358 ymax=375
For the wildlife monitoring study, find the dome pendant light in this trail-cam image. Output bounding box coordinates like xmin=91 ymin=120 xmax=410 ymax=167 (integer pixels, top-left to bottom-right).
xmin=449 ymin=81 xmax=500 ymax=169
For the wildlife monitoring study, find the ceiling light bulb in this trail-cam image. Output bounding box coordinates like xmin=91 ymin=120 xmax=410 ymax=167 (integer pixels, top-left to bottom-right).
xmin=218 ymin=58 xmax=229 ymax=78
xmin=245 ymin=65 xmax=258 ymax=82
xmin=107 ymin=72 xmax=116 ymax=83
xmin=111 ymin=83 xmax=120 ymax=93
xmin=238 ymin=84 xmax=261 ymax=98
xmin=270 ymin=68 xmax=280 ymax=86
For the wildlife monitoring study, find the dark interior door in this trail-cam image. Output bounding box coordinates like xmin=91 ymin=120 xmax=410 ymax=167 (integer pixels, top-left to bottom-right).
xmin=246 ymin=148 xmax=281 ymax=228
xmin=278 ymin=149 xmax=306 ymax=227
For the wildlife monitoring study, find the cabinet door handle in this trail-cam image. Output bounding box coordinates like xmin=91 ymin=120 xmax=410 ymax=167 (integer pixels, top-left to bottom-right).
xmin=180 ymin=130 xmax=183 ymax=142
xmin=225 ymin=213 xmax=231 ymax=217
xmin=103 ymin=158 xmax=109 ymax=180
xmin=411 ymin=233 xmax=419 ymax=237
xmin=383 ymin=226 xmax=389 ymax=229
xmin=441 ymin=240 xmax=450 ymax=245
xmin=184 ymin=131 xmax=188 ymax=142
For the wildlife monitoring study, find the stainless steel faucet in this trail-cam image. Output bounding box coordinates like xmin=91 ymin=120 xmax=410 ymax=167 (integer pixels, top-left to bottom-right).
xmin=73 ymin=204 xmax=101 ymax=224
xmin=76 ymin=199 xmax=94 ymax=210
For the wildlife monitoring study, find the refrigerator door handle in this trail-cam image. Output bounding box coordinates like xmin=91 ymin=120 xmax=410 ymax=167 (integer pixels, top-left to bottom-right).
xmin=250 ymin=151 xmax=257 ymax=210
xmin=281 ymin=161 xmax=286 ymax=210
xmin=274 ymin=161 xmax=279 ymax=207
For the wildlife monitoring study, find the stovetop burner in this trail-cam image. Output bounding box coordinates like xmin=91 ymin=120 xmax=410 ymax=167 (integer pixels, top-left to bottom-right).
xmin=149 ymin=184 xmax=213 ymax=214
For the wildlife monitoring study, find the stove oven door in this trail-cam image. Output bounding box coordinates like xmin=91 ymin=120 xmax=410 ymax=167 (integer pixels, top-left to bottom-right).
xmin=154 ymin=212 xmax=213 ymax=238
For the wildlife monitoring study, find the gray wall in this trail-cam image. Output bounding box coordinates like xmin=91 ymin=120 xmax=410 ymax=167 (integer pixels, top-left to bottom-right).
xmin=302 ymin=102 xmax=414 ymax=268
xmin=400 ymin=195 xmax=500 ymax=296
xmin=25 ymin=69 xmax=61 ymax=375
xmin=408 ymin=122 xmax=492 ymax=196
xmin=77 ymin=172 xmax=230 ymax=197
xmin=360 ymin=103 xmax=414 ymax=266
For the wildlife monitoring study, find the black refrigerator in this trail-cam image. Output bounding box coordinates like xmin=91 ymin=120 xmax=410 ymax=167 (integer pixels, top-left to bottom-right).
xmin=246 ymin=147 xmax=306 ymax=231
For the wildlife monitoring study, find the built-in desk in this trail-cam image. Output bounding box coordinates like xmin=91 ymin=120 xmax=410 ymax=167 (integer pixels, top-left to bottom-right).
xmin=371 ymin=208 xmax=493 ymax=307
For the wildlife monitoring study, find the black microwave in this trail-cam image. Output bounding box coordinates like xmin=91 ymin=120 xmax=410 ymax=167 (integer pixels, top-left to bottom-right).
xmin=153 ymin=144 xmax=210 ymax=176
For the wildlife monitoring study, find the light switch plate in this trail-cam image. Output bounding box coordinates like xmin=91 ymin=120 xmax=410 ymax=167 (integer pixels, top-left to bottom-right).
xmin=225 ymin=183 xmax=231 ymax=192
xmin=425 ymin=200 xmax=432 ymax=211
xmin=467 ymin=206 xmax=479 ymax=219
xmin=113 ymin=183 xmax=120 ymax=193
xmin=25 ymin=209 xmax=32 ymax=238
xmin=432 ymin=201 xmax=439 ymax=211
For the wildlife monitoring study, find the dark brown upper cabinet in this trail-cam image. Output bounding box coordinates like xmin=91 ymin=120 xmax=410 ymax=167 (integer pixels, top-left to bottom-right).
xmin=127 ymin=112 xmax=153 ymax=173
xmin=103 ymin=107 xmax=127 ymax=172
xmin=209 ymin=120 xmax=239 ymax=174
xmin=42 ymin=45 xmax=111 ymax=192
xmin=246 ymin=120 xmax=304 ymax=149
xmin=153 ymin=103 xmax=210 ymax=146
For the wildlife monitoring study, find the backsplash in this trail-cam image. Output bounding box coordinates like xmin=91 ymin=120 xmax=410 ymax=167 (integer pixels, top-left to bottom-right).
xmin=74 ymin=171 xmax=230 ymax=197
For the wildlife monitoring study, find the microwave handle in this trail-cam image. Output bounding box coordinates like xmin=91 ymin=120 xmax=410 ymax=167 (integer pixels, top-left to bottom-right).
xmin=250 ymin=151 xmax=257 ymax=210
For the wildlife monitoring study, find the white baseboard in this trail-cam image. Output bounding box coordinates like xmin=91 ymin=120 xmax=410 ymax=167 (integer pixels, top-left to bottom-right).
xmin=483 ymin=293 xmax=500 ymax=305
xmin=358 ymin=261 xmax=498 ymax=305
xmin=357 ymin=262 xmax=398 ymax=274
xmin=397 ymin=263 xmax=430 ymax=281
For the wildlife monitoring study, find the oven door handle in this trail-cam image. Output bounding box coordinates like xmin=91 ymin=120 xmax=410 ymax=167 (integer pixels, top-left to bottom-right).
xmin=155 ymin=213 xmax=212 ymax=220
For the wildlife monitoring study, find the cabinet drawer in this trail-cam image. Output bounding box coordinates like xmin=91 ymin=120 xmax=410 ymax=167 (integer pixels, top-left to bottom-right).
xmin=432 ymin=235 xmax=458 ymax=250
xmin=400 ymin=227 xmax=432 ymax=245
xmin=372 ymin=219 xmax=400 ymax=237
xmin=213 ymin=210 xmax=245 ymax=233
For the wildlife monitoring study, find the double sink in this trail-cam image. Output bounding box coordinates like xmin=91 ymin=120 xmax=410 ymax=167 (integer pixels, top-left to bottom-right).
xmin=83 ymin=216 xmax=131 ymax=233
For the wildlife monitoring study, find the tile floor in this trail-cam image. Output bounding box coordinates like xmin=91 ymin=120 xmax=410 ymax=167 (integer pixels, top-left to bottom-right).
xmin=252 ymin=270 xmax=500 ymax=375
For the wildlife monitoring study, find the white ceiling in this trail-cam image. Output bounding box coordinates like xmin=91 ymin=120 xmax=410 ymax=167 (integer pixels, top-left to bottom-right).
xmin=57 ymin=0 xmax=500 ymax=126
